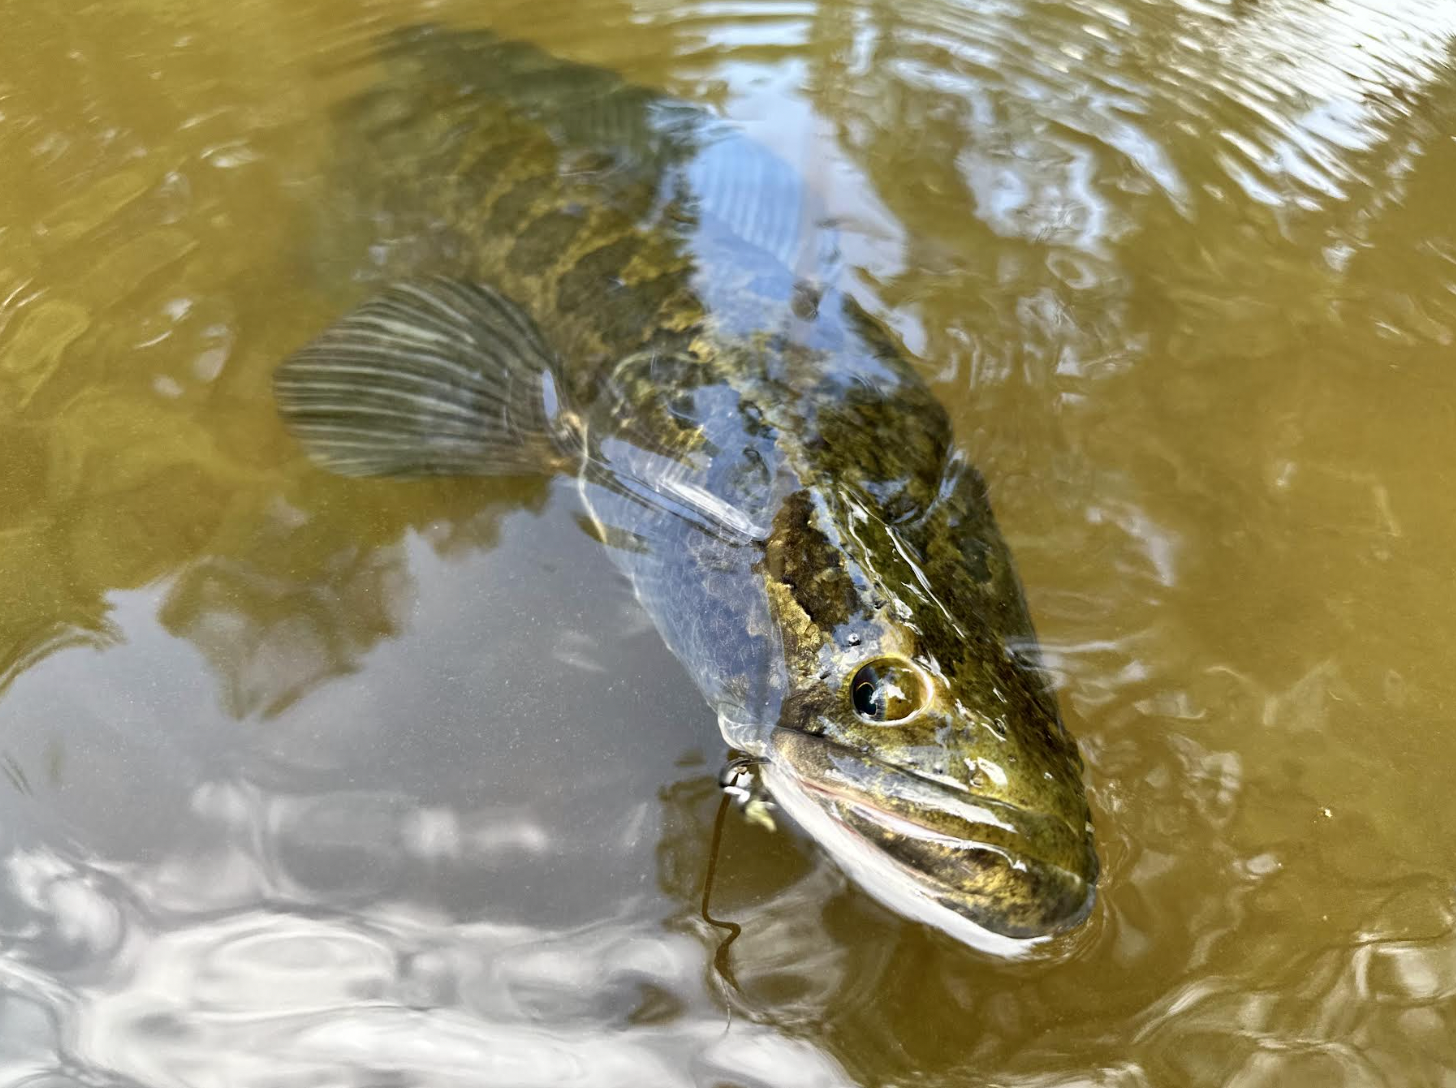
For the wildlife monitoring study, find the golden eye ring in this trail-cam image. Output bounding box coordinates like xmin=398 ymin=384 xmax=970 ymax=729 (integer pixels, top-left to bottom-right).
xmin=849 ymin=658 xmax=926 ymax=722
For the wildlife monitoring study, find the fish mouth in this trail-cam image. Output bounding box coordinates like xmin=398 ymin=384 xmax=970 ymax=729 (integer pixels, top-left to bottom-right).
xmin=766 ymin=729 xmax=1098 ymax=942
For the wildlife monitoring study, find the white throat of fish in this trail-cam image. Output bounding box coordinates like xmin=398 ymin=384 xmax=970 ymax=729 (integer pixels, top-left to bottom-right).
xmin=757 ymin=757 xmax=1047 ymax=959
xmin=716 ymin=712 xmax=1048 ymax=957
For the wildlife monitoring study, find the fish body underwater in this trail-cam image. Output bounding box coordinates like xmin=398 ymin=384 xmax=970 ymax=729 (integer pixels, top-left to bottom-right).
xmin=275 ymin=25 xmax=1098 ymax=949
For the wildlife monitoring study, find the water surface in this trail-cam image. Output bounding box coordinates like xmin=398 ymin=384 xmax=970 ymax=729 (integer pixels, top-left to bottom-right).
xmin=3 ymin=0 xmax=1456 ymax=1084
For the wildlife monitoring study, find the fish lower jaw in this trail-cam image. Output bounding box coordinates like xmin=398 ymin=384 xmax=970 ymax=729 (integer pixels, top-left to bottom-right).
xmin=760 ymin=761 xmax=1062 ymax=959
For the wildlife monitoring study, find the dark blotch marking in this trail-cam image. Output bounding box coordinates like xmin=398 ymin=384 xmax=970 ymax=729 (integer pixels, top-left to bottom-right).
xmin=791 ymin=280 xmax=821 ymax=321
xmin=810 ymin=385 xmax=950 ymax=523
xmin=592 ymin=273 xmax=685 ymax=356
xmin=453 ymin=130 xmax=523 ymax=195
xmin=556 ymin=235 xmax=642 ymax=313
xmin=486 ymin=177 xmax=547 ymax=235
xmin=764 ymin=490 xmax=858 ymax=629
xmin=508 ymin=208 xmax=588 ymax=274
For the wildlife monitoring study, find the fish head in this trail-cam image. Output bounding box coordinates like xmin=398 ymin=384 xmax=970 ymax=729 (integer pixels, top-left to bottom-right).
xmin=750 ymin=468 xmax=1097 ymax=950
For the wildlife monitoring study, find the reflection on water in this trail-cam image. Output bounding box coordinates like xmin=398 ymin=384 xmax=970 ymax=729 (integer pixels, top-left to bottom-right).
xmin=2 ymin=0 xmax=1456 ymax=1083
xmin=1 ymin=849 xmax=850 ymax=1087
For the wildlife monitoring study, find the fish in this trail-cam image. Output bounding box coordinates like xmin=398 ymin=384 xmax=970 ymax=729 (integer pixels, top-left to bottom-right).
xmin=273 ymin=24 xmax=1098 ymax=949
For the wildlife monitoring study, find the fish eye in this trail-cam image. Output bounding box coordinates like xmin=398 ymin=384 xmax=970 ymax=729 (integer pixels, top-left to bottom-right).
xmin=850 ymin=659 xmax=925 ymax=722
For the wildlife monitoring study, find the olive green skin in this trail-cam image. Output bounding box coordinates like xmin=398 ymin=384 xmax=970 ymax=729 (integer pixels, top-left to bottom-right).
xmin=325 ymin=25 xmax=1097 ymax=937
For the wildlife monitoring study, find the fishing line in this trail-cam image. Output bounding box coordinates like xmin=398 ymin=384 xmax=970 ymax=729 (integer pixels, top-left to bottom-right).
xmin=700 ymin=790 xmax=743 ymax=992
xmin=701 ymin=753 xmax=770 ymax=1018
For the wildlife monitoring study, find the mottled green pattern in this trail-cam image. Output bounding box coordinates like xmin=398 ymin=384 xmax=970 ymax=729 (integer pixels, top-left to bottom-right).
xmin=334 ymin=26 xmax=713 ymax=392
xmin=280 ymin=25 xmax=1097 ymax=940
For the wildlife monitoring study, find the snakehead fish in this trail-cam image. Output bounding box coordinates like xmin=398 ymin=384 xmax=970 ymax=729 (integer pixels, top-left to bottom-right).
xmin=273 ymin=25 xmax=1098 ymax=947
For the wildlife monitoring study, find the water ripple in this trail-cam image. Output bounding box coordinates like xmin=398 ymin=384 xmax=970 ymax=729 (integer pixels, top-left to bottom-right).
xmin=58 ymin=903 xmax=850 ymax=1088
xmin=3 ymin=0 xmax=1456 ymax=1083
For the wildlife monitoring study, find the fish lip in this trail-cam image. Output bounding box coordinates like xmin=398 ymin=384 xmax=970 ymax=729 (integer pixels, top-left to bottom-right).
xmin=768 ymin=729 xmax=1098 ymax=940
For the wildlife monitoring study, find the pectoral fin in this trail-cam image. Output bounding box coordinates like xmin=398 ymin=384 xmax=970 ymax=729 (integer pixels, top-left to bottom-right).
xmin=274 ymin=278 xmax=577 ymax=478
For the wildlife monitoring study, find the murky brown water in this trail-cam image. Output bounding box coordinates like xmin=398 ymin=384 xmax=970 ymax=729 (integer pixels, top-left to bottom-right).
xmin=3 ymin=0 xmax=1456 ymax=1083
